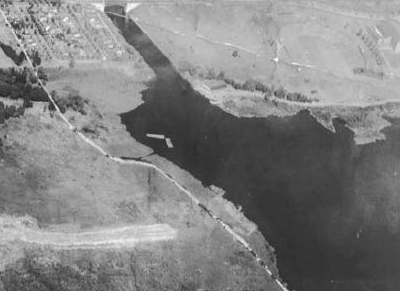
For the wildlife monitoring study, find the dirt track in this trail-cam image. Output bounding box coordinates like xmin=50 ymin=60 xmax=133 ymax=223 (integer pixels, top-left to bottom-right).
xmin=0 ymin=223 xmax=177 ymax=250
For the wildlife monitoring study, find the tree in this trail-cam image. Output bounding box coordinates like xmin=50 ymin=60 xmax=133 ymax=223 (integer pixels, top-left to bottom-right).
xmin=31 ymin=50 xmax=41 ymax=67
xmin=37 ymin=67 xmax=48 ymax=81
xmin=0 ymin=102 xmax=5 ymax=124
xmin=29 ymin=87 xmax=48 ymax=102
xmin=264 ymin=86 xmax=273 ymax=98
xmin=243 ymin=80 xmax=257 ymax=91
xmin=205 ymin=68 xmax=217 ymax=79
xmin=274 ymin=87 xmax=287 ymax=99
xmin=216 ymin=71 xmax=225 ymax=80
xmin=0 ymin=84 xmax=10 ymax=97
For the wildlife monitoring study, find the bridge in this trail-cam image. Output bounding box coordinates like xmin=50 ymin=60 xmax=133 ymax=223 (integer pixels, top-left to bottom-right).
xmin=10 ymin=0 xmax=272 ymax=13
xmin=8 ymin=0 xmax=274 ymax=15
xmin=76 ymin=1 xmax=141 ymax=13
xmin=68 ymin=0 xmax=208 ymax=13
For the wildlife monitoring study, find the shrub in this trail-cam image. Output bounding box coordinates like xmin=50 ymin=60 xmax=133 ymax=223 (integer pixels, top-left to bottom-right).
xmin=243 ymin=80 xmax=257 ymax=91
xmin=37 ymin=67 xmax=48 ymax=82
xmin=205 ymin=68 xmax=217 ymax=80
xmin=0 ymin=42 xmax=25 ymax=66
xmin=0 ymin=102 xmax=4 ymax=124
xmin=0 ymin=84 xmax=11 ymax=97
xmin=31 ymin=51 xmax=41 ymax=67
xmin=4 ymin=105 xmax=24 ymax=119
xmin=64 ymin=95 xmax=88 ymax=115
xmin=50 ymin=91 xmax=89 ymax=115
xmin=10 ymin=88 xmax=23 ymax=100
xmin=274 ymin=87 xmax=287 ymax=99
xmin=13 ymin=68 xmax=27 ymax=84
xmin=29 ymin=87 xmax=48 ymax=102
xmin=29 ymin=73 xmax=38 ymax=84
xmin=216 ymin=71 xmax=225 ymax=80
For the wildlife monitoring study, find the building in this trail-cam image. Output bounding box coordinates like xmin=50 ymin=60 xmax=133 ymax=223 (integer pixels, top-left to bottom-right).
xmin=366 ymin=26 xmax=379 ymax=43
xmin=201 ymin=79 xmax=227 ymax=92
xmin=376 ymin=21 xmax=400 ymax=52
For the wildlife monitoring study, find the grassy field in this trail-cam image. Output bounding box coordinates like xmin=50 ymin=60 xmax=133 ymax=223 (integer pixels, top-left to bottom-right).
xmin=130 ymin=2 xmax=400 ymax=105
xmin=0 ymin=14 xmax=282 ymax=288
xmin=132 ymin=3 xmax=278 ymax=83
xmin=126 ymin=2 xmax=400 ymax=144
xmin=0 ymin=70 xmax=278 ymax=290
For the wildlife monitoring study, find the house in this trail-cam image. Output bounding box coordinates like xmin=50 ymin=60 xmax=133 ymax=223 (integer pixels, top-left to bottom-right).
xmin=376 ymin=21 xmax=400 ymax=52
xmin=201 ymin=79 xmax=227 ymax=92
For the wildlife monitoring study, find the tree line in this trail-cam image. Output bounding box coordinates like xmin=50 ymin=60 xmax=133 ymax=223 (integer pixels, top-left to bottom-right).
xmin=0 ymin=67 xmax=48 ymax=124
xmin=179 ymin=63 xmax=317 ymax=103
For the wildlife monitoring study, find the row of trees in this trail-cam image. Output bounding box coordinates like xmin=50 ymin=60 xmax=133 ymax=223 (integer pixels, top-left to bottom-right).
xmin=0 ymin=41 xmax=41 ymax=67
xmin=272 ymin=86 xmax=316 ymax=103
xmin=180 ymin=63 xmax=317 ymax=103
xmin=223 ymin=77 xmax=273 ymax=94
xmin=0 ymin=42 xmax=26 ymax=66
xmin=224 ymin=77 xmax=316 ymax=103
xmin=0 ymin=67 xmax=89 ymax=116
xmin=0 ymin=68 xmax=49 ymax=106
xmin=0 ymin=67 xmax=47 ymax=85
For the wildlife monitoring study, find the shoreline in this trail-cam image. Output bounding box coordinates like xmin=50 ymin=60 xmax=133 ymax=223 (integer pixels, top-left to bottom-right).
xmin=185 ymin=74 xmax=400 ymax=145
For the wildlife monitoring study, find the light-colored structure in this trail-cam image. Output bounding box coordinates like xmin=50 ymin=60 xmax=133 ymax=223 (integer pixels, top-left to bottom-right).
xmin=201 ymin=79 xmax=227 ymax=92
xmin=165 ymin=138 xmax=174 ymax=148
xmin=146 ymin=133 xmax=165 ymax=139
xmin=376 ymin=21 xmax=400 ymax=53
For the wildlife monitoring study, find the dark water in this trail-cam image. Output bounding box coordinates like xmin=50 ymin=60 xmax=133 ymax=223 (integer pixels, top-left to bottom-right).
xmin=107 ymin=8 xmax=400 ymax=291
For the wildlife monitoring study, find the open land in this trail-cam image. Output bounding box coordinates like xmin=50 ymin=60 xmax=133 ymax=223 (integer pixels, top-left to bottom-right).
xmin=2 ymin=0 xmax=400 ymax=290
xmin=0 ymin=1 xmax=282 ymax=290
xmin=128 ymin=0 xmax=400 ymax=143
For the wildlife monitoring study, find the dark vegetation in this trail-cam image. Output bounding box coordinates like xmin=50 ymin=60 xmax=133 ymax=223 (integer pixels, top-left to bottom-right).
xmin=0 ymin=66 xmax=89 ymax=118
xmin=0 ymin=101 xmax=25 ymax=124
xmin=0 ymin=66 xmax=89 ymax=124
xmin=1 ymin=9 xmax=45 ymax=67
xmin=49 ymin=90 xmax=89 ymax=115
xmin=0 ymin=41 xmax=41 ymax=67
xmin=353 ymin=67 xmax=385 ymax=79
xmin=180 ymin=64 xmax=317 ymax=103
xmin=0 ymin=67 xmax=50 ymax=123
xmin=0 ymin=42 xmax=25 ymax=66
xmin=0 ymin=67 xmax=48 ymax=101
xmin=222 ymin=75 xmax=316 ymax=103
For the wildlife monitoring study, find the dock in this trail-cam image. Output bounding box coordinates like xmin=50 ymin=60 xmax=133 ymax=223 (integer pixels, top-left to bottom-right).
xmin=165 ymin=138 xmax=174 ymax=148
xmin=146 ymin=133 xmax=165 ymax=139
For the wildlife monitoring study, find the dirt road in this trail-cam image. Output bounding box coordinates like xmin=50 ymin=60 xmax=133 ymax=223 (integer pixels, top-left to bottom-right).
xmin=0 ymin=223 xmax=177 ymax=250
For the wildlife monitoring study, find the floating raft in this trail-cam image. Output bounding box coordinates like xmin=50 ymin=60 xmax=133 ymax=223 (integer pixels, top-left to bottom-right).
xmin=146 ymin=133 xmax=165 ymax=139
xmin=165 ymin=138 xmax=174 ymax=148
